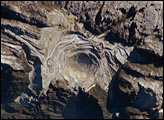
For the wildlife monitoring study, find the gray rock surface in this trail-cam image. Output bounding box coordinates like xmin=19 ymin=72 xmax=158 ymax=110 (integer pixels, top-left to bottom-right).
xmin=1 ymin=1 xmax=163 ymax=119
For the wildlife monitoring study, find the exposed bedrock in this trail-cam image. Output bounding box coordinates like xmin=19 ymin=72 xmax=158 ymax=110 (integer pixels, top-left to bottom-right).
xmin=107 ymin=47 xmax=163 ymax=119
xmin=1 ymin=1 xmax=163 ymax=119
xmin=56 ymin=1 xmax=163 ymax=56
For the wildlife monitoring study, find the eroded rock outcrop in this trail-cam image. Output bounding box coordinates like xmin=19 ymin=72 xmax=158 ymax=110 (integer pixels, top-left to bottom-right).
xmin=1 ymin=1 xmax=163 ymax=119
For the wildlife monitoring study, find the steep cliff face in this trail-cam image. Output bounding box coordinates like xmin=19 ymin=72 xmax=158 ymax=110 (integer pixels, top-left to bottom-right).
xmin=1 ymin=1 xmax=163 ymax=119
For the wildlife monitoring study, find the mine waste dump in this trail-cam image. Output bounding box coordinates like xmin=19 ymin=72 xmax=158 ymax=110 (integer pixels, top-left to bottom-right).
xmin=1 ymin=1 xmax=163 ymax=119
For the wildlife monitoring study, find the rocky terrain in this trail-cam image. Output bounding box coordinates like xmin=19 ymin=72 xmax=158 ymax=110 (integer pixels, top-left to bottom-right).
xmin=1 ymin=1 xmax=163 ymax=119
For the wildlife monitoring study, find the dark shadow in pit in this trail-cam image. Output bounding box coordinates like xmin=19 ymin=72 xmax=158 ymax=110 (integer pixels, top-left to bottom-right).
xmin=62 ymin=87 xmax=104 ymax=119
xmin=77 ymin=53 xmax=93 ymax=65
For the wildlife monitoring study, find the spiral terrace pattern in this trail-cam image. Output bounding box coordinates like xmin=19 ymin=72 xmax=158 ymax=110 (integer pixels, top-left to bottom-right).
xmin=9 ymin=9 xmax=133 ymax=102
xmin=1 ymin=2 xmax=163 ymax=119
